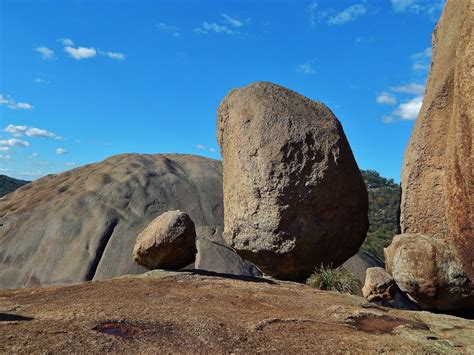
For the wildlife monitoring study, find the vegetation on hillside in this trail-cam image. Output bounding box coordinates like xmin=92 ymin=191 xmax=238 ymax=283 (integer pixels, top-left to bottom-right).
xmin=306 ymin=265 xmax=359 ymax=294
xmin=0 ymin=175 xmax=29 ymax=197
xmin=360 ymin=170 xmax=400 ymax=263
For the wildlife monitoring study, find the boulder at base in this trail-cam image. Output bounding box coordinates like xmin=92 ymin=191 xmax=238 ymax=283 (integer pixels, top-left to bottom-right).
xmin=133 ymin=210 xmax=197 ymax=270
xmin=217 ymin=81 xmax=368 ymax=281
xmin=0 ymin=154 xmax=223 ymax=289
xmin=385 ymin=234 xmax=474 ymax=311
xmin=362 ymin=267 xmax=396 ymax=303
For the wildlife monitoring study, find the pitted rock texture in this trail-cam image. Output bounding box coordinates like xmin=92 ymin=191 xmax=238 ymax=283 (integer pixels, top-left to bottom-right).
xmin=217 ymin=81 xmax=368 ymax=280
xmin=385 ymin=234 xmax=474 ymax=311
xmin=400 ymin=0 xmax=473 ymax=280
xmin=0 ymin=154 xmax=223 ymax=290
xmin=133 ymin=210 xmax=197 ymax=270
xmin=362 ymin=267 xmax=396 ymax=303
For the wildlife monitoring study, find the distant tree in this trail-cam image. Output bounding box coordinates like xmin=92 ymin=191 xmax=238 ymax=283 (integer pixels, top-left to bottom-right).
xmin=0 ymin=175 xmax=29 ymax=197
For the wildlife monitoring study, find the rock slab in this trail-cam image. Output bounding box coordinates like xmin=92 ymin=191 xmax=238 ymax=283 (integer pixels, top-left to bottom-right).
xmin=133 ymin=210 xmax=197 ymax=270
xmin=362 ymin=267 xmax=396 ymax=302
xmin=217 ymin=81 xmax=368 ymax=280
xmin=392 ymin=0 xmax=473 ymax=310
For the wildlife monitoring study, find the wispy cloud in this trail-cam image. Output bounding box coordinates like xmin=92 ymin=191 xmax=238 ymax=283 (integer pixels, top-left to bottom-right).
xmin=157 ymin=23 xmax=181 ymax=38
xmin=297 ymin=61 xmax=316 ymax=75
xmin=4 ymin=124 xmax=59 ymax=139
xmin=391 ymin=83 xmax=425 ymax=95
xmin=0 ymin=94 xmax=33 ymax=110
xmin=35 ymin=78 xmax=50 ymax=84
xmin=411 ymin=47 xmax=431 ymax=71
xmin=56 ymin=148 xmax=68 ymax=155
xmin=105 ymin=51 xmax=125 ymax=60
xmin=58 ymin=38 xmax=74 ymax=46
xmin=0 ymin=154 xmax=11 ymax=160
xmin=35 ymin=46 xmax=55 ymax=60
xmin=0 ymin=138 xmax=30 ymax=148
xmin=64 ymin=46 xmax=97 ymax=60
xmin=65 ymin=162 xmax=76 ymax=166
xmin=312 ymin=3 xmax=368 ymax=25
xmin=307 ymin=1 xmax=318 ymax=25
xmin=196 ymin=144 xmax=205 ymax=150
xmin=209 ymin=147 xmax=217 ymax=153
xmin=376 ymin=92 xmax=397 ymax=105
xmin=221 ymin=14 xmax=248 ymax=27
xmin=390 ymin=0 xmax=444 ymax=19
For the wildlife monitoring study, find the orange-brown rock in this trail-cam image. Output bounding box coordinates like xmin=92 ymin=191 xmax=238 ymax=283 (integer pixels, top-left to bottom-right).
xmin=393 ymin=0 xmax=473 ymax=310
xmin=1 ymin=271 xmax=473 ymax=353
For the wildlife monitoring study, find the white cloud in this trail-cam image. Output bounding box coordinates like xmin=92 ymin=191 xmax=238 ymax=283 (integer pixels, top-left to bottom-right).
xmin=326 ymin=4 xmax=367 ymax=25
xmin=0 ymin=154 xmax=11 ymax=160
xmin=157 ymin=23 xmax=181 ymax=38
xmin=194 ymin=22 xmax=240 ymax=35
xmin=105 ymin=51 xmax=125 ymax=60
xmin=65 ymin=162 xmax=76 ymax=166
xmin=196 ymin=144 xmax=205 ymax=150
xmin=297 ymin=62 xmax=316 ymax=75
xmin=0 ymin=147 xmax=10 ymax=152
xmin=394 ymin=96 xmax=423 ymax=120
xmin=35 ymin=46 xmax=55 ymax=60
xmin=390 ymin=0 xmax=444 ymax=18
xmin=56 ymin=148 xmax=68 ymax=155
xmin=391 ymin=83 xmax=425 ymax=95
xmin=382 ymin=115 xmax=395 ymax=124
xmin=31 ymin=152 xmax=39 ymax=158
xmin=0 ymin=138 xmax=30 ymax=148
xmin=4 ymin=124 xmax=58 ymax=139
xmin=58 ymin=38 xmax=74 ymax=46
xmin=0 ymin=94 xmax=33 ymax=110
xmin=376 ymin=92 xmax=397 ymax=105
xmin=209 ymin=147 xmax=217 ymax=153
xmin=64 ymin=46 xmax=97 ymax=60
xmin=221 ymin=14 xmax=245 ymax=27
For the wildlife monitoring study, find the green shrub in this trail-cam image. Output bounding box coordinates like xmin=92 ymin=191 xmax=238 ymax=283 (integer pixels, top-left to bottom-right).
xmin=306 ymin=265 xmax=359 ymax=294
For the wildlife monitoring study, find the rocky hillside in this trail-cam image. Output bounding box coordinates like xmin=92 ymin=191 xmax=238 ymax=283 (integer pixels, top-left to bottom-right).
xmin=1 ymin=271 xmax=472 ymax=353
xmin=0 ymin=175 xmax=29 ymax=198
xmin=360 ymin=170 xmax=400 ymax=263
xmin=0 ymin=154 xmax=223 ymax=290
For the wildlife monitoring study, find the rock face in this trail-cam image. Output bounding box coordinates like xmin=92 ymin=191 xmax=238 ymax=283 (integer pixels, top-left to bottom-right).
xmin=392 ymin=0 xmax=473 ymax=310
xmin=362 ymin=267 xmax=396 ymax=303
xmin=217 ymin=81 xmax=368 ymax=280
xmin=133 ymin=210 xmax=197 ymax=270
xmin=342 ymin=251 xmax=382 ymax=295
xmin=0 ymin=154 xmax=223 ymax=289
xmin=385 ymin=234 xmax=474 ymax=310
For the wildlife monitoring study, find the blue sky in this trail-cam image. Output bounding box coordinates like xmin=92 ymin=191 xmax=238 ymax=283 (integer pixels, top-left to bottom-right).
xmin=0 ymin=0 xmax=444 ymax=182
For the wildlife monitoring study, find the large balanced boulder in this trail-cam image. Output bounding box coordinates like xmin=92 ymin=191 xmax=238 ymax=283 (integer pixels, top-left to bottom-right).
xmin=390 ymin=0 xmax=473 ymax=310
xmin=385 ymin=234 xmax=474 ymax=311
xmin=0 ymin=154 xmax=223 ymax=289
xmin=217 ymin=81 xmax=368 ymax=280
xmin=133 ymin=210 xmax=197 ymax=270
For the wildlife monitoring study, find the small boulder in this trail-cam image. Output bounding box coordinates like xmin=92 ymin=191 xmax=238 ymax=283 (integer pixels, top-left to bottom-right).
xmin=133 ymin=210 xmax=197 ymax=270
xmin=362 ymin=267 xmax=396 ymax=302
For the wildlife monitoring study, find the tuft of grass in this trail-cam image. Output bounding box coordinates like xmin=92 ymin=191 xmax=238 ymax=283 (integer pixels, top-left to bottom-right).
xmin=306 ymin=265 xmax=359 ymax=294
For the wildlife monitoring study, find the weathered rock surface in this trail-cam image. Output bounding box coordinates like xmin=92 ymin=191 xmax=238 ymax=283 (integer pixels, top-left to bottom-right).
xmin=0 ymin=154 xmax=223 ymax=289
xmin=1 ymin=271 xmax=473 ymax=353
xmin=217 ymin=81 xmax=368 ymax=280
xmin=195 ymin=237 xmax=262 ymax=277
xmin=385 ymin=234 xmax=474 ymax=311
xmin=393 ymin=0 xmax=474 ymax=310
xmin=133 ymin=210 xmax=197 ymax=270
xmin=362 ymin=267 xmax=396 ymax=302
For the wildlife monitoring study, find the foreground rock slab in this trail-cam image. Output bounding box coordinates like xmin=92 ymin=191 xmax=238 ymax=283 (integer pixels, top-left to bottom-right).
xmin=217 ymin=81 xmax=368 ymax=280
xmin=133 ymin=210 xmax=197 ymax=270
xmin=0 ymin=272 xmax=473 ymax=353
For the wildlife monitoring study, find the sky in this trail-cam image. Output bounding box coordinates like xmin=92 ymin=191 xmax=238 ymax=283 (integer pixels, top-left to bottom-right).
xmin=0 ymin=0 xmax=444 ymax=182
